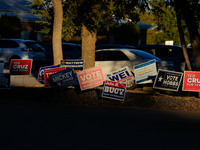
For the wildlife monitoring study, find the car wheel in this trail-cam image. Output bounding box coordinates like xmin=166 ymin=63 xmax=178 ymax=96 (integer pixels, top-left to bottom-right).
xmin=126 ymin=72 xmax=137 ymax=90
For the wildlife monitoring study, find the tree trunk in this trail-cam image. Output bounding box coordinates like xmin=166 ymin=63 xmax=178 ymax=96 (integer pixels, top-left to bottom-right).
xmin=175 ymin=4 xmax=192 ymax=71
xmin=52 ymin=0 xmax=63 ymax=65
xmin=177 ymin=0 xmax=200 ymax=71
xmin=81 ymin=25 xmax=97 ymax=69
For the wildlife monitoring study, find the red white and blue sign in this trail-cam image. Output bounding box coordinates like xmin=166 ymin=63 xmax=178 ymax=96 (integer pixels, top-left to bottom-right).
xmin=10 ymin=59 xmax=32 ymax=75
xmin=43 ymin=66 xmax=66 ymax=88
xmin=38 ymin=65 xmax=60 ymax=83
xmin=182 ymin=71 xmax=200 ymax=92
xmin=106 ymin=66 xmax=134 ymax=84
xmin=102 ymin=80 xmax=126 ymax=101
xmin=49 ymin=68 xmax=79 ymax=88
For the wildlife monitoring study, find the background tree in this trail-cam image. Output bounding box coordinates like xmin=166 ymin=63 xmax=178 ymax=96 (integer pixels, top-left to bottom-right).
xmin=52 ymin=0 xmax=63 ymax=65
xmin=30 ymin=0 xmax=148 ymax=69
xmin=0 ymin=15 xmax=21 ymax=38
xmin=140 ymin=0 xmax=190 ymax=45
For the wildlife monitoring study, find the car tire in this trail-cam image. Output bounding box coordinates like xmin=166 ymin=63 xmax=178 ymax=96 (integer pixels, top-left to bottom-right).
xmin=126 ymin=72 xmax=137 ymax=90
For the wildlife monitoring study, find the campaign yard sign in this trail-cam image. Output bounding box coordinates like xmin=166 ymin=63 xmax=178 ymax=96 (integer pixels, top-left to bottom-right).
xmin=61 ymin=59 xmax=84 ymax=74
xmin=0 ymin=60 xmax=4 ymax=73
xmin=43 ymin=67 xmax=66 ymax=88
xmin=77 ymin=66 xmax=104 ymax=91
xmin=153 ymin=69 xmax=183 ymax=92
xmin=10 ymin=59 xmax=32 ymax=75
xmin=0 ymin=73 xmax=10 ymax=89
xmin=182 ymin=71 xmax=200 ymax=92
xmin=106 ymin=66 xmax=134 ymax=84
xmin=38 ymin=65 xmax=60 ymax=83
xmin=102 ymin=80 xmax=126 ymax=101
xmin=49 ymin=68 xmax=79 ymax=88
xmin=133 ymin=59 xmax=157 ymax=84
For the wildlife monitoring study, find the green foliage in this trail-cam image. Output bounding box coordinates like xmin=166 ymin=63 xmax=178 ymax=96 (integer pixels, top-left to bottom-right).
xmin=113 ymin=22 xmax=140 ymax=45
xmin=29 ymin=0 xmax=148 ymax=41
xmin=0 ymin=15 xmax=21 ymax=38
xmin=140 ymin=0 xmax=190 ymax=45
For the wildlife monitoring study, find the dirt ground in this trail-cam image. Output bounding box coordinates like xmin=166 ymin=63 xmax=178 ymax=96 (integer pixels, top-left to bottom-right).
xmin=1 ymin=86 xmax=200 ymax=112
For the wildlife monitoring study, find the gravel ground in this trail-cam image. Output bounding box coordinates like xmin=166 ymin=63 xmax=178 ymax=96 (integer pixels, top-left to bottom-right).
xmin=1 ymin=87 xmax=200 ymax=112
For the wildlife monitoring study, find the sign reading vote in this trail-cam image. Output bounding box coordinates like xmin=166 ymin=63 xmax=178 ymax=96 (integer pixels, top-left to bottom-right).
xmin=182 ymin=71 xmax=200 ymax=92
xmin=107 ymin=66 xmax=134 ymax=83
xmin=61 ymin=59 xmax=84 ymax=74
xmin=134 ymin=59 xmax=157 ymax=84
xmin=10 ymin=59 xmax=32 ymax=75
xmin=49 ymin=68 xmax=79 ymax=88
xmin=38 ymin=65 xmax=60 ymax=83
xmin=77 ymin=66 xmax=104 ymax=91
xmin=153 ymin=69 xmax=183 ymax=92
xmin=43 ymin=67 xmax=66 ymax=88
xmin=102 ymin=80 xmax=126 ymax=101
xmin=0 ymin=73 xmax=10 ymax=89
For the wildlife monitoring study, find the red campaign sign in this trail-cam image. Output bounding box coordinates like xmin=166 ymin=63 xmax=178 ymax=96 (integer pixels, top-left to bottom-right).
xmin=77 ymin=66 xmax=105 ymax=91
xmin=182 ymin=71 xmax=200 ymax=91
xmin=10 ymin=59 xmax=33 ymax=75
xmin=43 ymin=67 xmax=66 ymax=87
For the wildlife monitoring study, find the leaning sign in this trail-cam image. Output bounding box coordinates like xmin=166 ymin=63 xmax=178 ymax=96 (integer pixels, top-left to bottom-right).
xmin=60 ymin=59 xmax=84 ymax=74
xmin=182 ymin=71 xmax=200 ymax=92
xmin=43 ymin=67 xmax=66 ymax=88
xmin=10 ymin=59 xmax=32 ymax=75
xmin=133 ymin=59 xmax=157 ymax=84
xmin=153 ymin=69 xmax=183 ymax=92
xmin=0 ymin=73 xmax=10 ymax=89
xmin=102 ymin=80 xmax=126 ymax=101
xmin=106 ymin=66 xmax=134 ymax=84
xmin=49 ymin=68 xmax=79 ymax=88
xmin=38 ymin=65 xmax=60 ymax=83
xmin=77 ymin=66 xmax=104 ymax=91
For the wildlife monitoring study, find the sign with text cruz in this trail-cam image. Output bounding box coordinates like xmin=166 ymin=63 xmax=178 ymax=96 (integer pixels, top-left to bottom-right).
xmin=102 ymin=80 xmax=126 ymax=101
xmin=61 ymin=59 xmax=84 ymax=74
xmin=43 ymin=67 xmax=66 ymax=88
xmin=107 ymin=66 xmax=134 ymax=83
xmin=10 ymin=59 xmax=32 ymax=75
xmin=49 ymin=68 xmax=79 ymax=88
xmin=182 ymin=71 xmax=200 ymax=92
xmin=133 ymin=59 xmax=157 ymax=84
xmin=77 ymin=66 xmax=104 ymax=91
xmin=153 ymin=69 xmax=183 ymax=92
xmin=38 ymin=65 xmax=60 ymax=83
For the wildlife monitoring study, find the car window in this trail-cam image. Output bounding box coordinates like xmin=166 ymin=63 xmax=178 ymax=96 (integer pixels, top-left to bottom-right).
xmin=24 ymin=42 xmax=44 ymax=52
xmin=63 ymin=44 xmax=81 ymax=52
xmin=131 ymin=50 xmax=161 ymax=60
xmin=96 ymin=51 xmax=129 ymax=61
xmin=0 ymin=40 xmax=19 ymax=48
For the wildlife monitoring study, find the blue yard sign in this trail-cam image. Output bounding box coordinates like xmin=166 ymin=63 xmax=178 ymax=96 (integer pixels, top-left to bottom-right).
xmin=38 ymin=65 xmax=60 ymax=84
xmin=0 ymin=73 xmax=10 ymax=89
xmin=49 ymin=68 xmax=79 ymax=88
xmin=102 ymin=80 xmax=126 ymax=101
xmin=61 ymin=59 xmax=84 ymax=74
xmin=133 ymin=59 xmax=157 ymax=84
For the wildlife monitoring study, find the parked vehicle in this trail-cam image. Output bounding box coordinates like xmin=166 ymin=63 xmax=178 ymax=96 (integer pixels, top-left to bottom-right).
xmin=0 ymin=39 xmax=46 ymax=66
xmin=96 ymin=44 xmax=135 ymax=50
xmin=95 ymin=48 xmax=174 ymax=89
xmin=134 ymin=45 xmax=194 ymax=71
xmin=44 ymin=42 xmax=81 ymax=65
